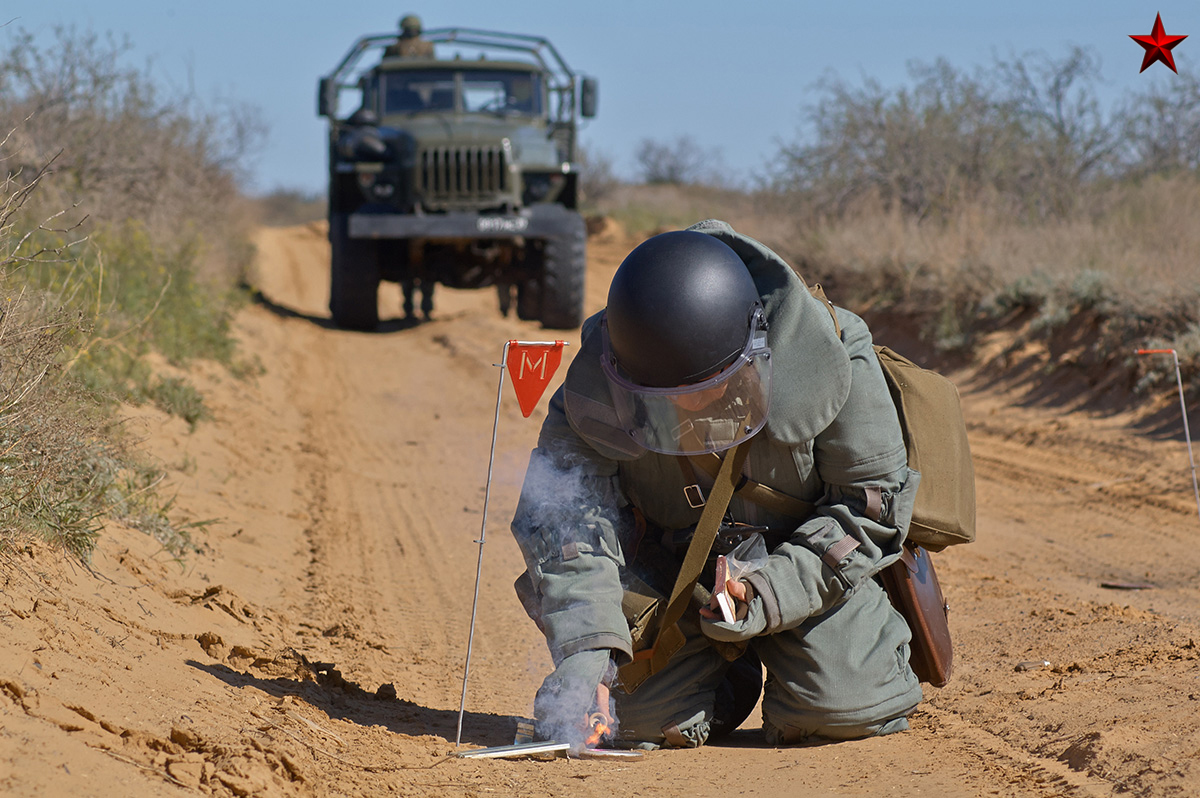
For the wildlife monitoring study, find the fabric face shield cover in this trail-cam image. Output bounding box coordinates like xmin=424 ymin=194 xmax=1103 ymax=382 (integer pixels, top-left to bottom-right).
xmin=598 ymin=308 xmax=772 ymax=456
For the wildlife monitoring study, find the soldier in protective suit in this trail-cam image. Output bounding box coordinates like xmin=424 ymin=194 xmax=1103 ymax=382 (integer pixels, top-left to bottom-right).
xmin=384 ymin=14 xmax=434 ymax=58
xmin=511 ymin=220 xmax=923 ymax=748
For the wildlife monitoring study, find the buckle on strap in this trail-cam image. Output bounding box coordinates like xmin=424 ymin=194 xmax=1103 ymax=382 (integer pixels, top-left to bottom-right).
xmin=683 ymin=484 xmax=706 ymax=508
xmin=821 ymin=536 xmax=861 ymax=570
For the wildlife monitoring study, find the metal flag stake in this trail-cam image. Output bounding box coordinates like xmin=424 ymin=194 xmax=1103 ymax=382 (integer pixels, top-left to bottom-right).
xmin=456 ymin=340 xmax=567 ymax=747
xmin=1136 ymin=348 xmax=1200 ymax=522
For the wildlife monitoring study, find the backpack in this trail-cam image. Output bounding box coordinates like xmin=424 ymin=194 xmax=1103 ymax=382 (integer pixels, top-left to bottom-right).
xmin=808 ymin=284 xmax=976 ymax=552
xmin=874 ymin=345 xmax=976 ymax=551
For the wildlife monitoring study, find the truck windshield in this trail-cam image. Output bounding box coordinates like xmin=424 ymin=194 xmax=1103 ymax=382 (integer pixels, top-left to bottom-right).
xmin=382 ymin=69 xmax=543 ymax=115
xmin=462 ymin=70 xmax=542 ymax=115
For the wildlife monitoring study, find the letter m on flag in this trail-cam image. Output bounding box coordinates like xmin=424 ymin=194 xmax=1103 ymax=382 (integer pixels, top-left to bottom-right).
xmin=506 ymin=341 xmax=565 ymax=418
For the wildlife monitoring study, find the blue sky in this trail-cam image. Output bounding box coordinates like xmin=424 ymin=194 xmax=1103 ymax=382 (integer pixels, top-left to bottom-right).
xmin=5 ymin=1 xmax=1195 ymax=194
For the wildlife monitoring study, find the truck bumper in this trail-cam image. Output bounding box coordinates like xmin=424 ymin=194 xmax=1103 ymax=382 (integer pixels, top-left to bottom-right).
xmin=349 ymin=205 xmax=582 ymax=240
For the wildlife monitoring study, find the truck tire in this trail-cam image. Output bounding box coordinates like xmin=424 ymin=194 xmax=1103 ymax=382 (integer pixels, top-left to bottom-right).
xmin=539 ymin=216 xmax=586 ymax=329
xmin=329 ymin=213 xmax=381 ymax=330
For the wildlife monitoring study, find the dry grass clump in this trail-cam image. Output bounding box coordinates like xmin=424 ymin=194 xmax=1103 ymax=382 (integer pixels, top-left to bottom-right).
xmin=774 ymin=177 xmax=1200 ymax=388
xmin=792 ymin=177 xmax=1200 ymax=309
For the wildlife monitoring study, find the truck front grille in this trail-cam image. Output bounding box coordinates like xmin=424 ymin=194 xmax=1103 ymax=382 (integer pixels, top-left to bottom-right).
xmin=417 ymin=145 xmax=509 ymax=206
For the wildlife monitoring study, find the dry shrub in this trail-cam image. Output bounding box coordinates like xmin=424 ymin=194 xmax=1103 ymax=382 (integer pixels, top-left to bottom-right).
xmin=781 ymin=175 xmax=1200 ymax=316
xmin=0 ymin=296 xmax=200 ymax=559
xmin=0 ymin=25 xmax=263 ymax=288
xmin=577 ymin=145 xmax=620 ymax=207
xmin=0 ymin=24 xmax=260 ymax=559
xmin=634 ymin=135 xmax=721 ymax=186
xmin=753 ymin=48 xmax=1200 ymax=396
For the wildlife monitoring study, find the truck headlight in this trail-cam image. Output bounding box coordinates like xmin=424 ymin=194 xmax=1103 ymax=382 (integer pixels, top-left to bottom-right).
xmin=356 ymin=168 xmax=396 ymax=199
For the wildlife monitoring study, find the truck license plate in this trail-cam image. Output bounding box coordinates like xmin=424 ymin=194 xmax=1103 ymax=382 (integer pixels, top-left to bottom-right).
xmin=476 ymin=216 xmax=529 ymax=233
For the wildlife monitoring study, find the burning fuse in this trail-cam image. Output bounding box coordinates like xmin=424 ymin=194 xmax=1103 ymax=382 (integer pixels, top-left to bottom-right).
xmin=585 ymin=712 xmax=611 ymax=748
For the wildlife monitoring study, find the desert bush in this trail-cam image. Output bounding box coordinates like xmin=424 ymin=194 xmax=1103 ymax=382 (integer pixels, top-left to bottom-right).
xmin=0 ymin=24 xmax=261 ymax=560
xmin=1 ymin=168 xmax=199 ymax=560
xmin=0 ymin=24 xmax=263 ymax=286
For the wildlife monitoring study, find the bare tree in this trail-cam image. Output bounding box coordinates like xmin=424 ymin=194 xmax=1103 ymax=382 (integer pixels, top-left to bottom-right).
xmin=992 ymin=47 xmax=1118 ymax=214
xmin=635 ymin=135 xmax=712 ymax=185
xmin=1117 ymin=69 xmax=1200 ymax=176
xmin=773 ymin=48 xmax=1121 ymax=220
xmin=775 ymin=59 xmax=1025 ymax=218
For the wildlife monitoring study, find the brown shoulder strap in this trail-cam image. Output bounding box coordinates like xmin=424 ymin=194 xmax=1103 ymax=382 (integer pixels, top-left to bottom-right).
xmin=646 ymin=439 xmax=750 ymax=673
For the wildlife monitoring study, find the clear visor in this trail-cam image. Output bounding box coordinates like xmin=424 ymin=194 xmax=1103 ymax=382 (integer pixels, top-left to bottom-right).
xmin=599 ymin=311 xmax=772 ymax=456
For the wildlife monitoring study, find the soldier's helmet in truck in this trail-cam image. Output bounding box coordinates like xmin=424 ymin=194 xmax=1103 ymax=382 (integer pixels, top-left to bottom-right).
xmin=317 ymin=27 xmax=598 ymax=330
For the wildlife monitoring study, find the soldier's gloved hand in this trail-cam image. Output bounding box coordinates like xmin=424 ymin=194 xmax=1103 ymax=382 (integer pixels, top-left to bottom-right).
xmin=699 ymin=579 xmax=767 ymax=642
xmin=534 ymin=649 xmax=615 ymax=741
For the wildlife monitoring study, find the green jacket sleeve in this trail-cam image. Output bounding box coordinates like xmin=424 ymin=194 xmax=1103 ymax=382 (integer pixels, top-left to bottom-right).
xmin=741 ymin=312 xmax=917 ymax=634
xmin=511 ymin=386 xmax=635 ymax=665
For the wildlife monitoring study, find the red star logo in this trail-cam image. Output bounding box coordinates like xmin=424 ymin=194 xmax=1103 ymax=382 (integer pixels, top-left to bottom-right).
xmin=1130 ymin=13 xmax=1187 ymax=73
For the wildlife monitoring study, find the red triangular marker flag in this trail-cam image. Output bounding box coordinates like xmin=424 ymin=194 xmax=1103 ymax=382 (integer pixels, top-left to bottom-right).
xmin=506 ymin=341 xmax=565 ymax=418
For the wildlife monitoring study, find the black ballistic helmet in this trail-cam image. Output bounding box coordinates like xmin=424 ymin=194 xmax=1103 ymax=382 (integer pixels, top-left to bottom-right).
xmin=605 ymin=230 xmax=761 ymax=388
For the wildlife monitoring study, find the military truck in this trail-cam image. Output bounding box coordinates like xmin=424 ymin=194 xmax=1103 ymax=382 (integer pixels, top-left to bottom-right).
xmin=317 ymin=28 xmax=598 ymax=330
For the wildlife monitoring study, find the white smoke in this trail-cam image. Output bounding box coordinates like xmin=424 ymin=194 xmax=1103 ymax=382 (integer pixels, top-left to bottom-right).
xmin=511 ymin=445 xmax=624 ymax=747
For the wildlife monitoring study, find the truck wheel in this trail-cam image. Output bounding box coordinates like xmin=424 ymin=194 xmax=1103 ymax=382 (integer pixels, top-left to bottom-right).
xmin=539 ymin=218 xmax=586 ymax=329
xmin=329 ymin=213 xmax=381 ymax=330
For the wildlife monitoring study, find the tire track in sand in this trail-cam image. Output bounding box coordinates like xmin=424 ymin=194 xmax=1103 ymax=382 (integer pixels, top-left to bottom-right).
xmin=249 ymin=225 xmax=556 ymax=719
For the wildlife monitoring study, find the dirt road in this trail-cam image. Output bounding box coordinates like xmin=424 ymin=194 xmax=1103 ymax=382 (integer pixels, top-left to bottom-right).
xmin=3 ymin=222 xmax=1199 ymax=797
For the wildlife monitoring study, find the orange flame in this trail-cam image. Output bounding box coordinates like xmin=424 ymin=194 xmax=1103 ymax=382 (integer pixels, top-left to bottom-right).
xmin=585 ymin=715 xmax=611 ymax=747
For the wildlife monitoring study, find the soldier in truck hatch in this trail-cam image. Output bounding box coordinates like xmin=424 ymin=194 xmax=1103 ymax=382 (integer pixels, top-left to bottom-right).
xmin=510 ymin=221 xmax=923 ymax=749
xmin=384 ymin=14 xmax=434 ymax=58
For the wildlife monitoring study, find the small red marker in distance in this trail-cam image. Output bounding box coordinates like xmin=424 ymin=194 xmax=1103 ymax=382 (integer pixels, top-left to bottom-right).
xmin=1130 ymin=13 xmax=1187 ymax=73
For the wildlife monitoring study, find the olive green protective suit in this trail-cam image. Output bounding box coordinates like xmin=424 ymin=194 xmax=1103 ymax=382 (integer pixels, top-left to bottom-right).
xmin=511 ymin=220 xmax=923 ymax=747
